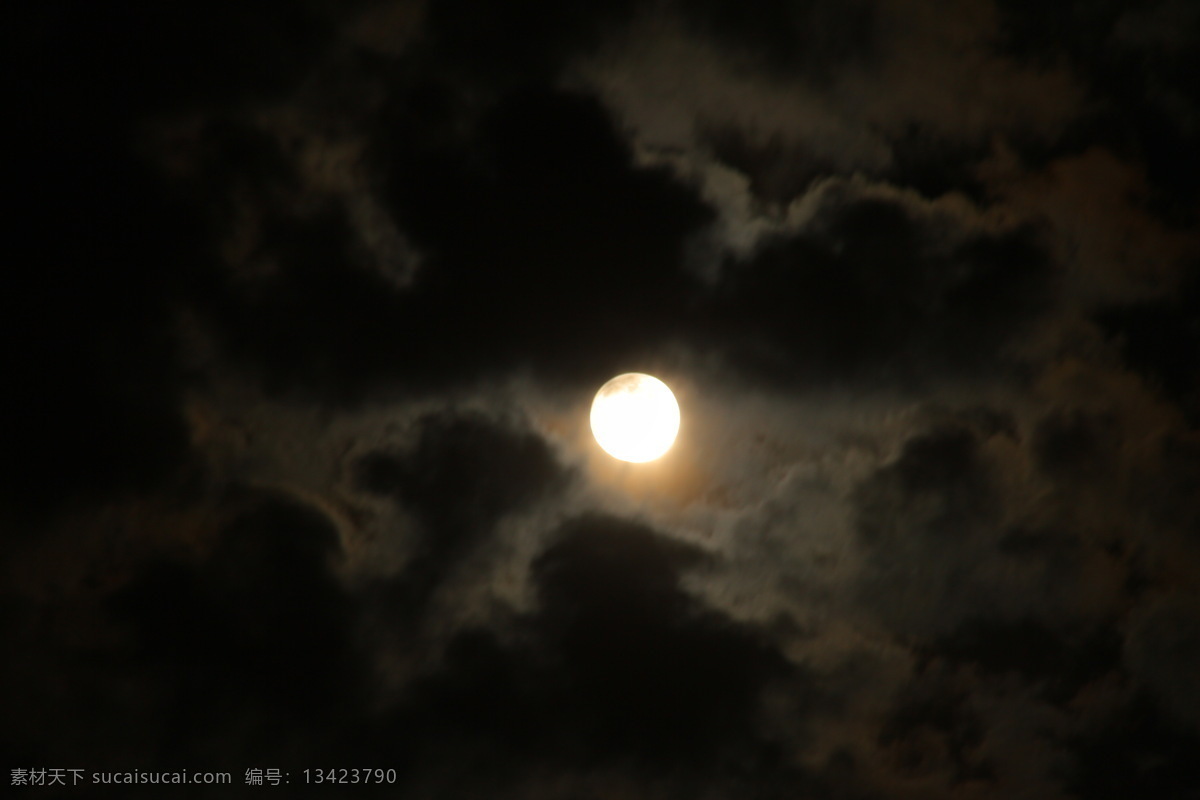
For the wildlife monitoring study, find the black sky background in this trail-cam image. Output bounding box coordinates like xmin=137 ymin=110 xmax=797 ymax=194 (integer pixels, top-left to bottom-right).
xmin=4 ymin=1 xmax=1200 ymax=797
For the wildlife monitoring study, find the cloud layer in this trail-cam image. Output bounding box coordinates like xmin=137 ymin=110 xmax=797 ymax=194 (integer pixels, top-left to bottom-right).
xmin=5 ymin=1 xmax=1199 ymax=798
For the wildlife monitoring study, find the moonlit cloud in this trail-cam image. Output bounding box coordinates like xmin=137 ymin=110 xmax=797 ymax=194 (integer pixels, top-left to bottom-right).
xmin=5 ymin=1 xmax=1199 ymax=797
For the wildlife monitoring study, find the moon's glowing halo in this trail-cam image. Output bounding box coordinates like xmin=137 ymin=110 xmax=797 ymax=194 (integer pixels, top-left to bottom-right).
xmin=590 ymin=373 xmax=680 ymax=463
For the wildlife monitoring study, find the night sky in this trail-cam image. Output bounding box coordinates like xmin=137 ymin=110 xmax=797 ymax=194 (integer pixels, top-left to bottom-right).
xmin=5 ymin=1 xmax=1200 ymax=797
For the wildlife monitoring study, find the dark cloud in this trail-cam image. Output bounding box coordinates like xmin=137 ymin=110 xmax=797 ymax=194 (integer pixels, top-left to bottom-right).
xmin=921 ymin=617 xmax=1122 ymax=706
xmin=1065 ymin=693 xmax=1200 ymax=800
xmin=680 ymin=0 xmax=879 ymax=78
xmin=387 ymin=513 xmax=803 ymax=793
xmin=704 ymin=118 xmax=996 ymax=211
xmin=1031 ymin=407 xmax=1122 ymax=480
xmin=356 ymin=411 xmax=567 ymax=530
xmin=706 ymin=199 xmax=1055 ymax=386
xmin=355 ymin=410 xmax=568 ymax=614
xmin=6 ymin=0 xmax=363 ymax=518
xmin=884 ymin=132 xmax=992 ymax=206
xmin=187 ymin=78 xmax=1062 ymax=412
xmin=877 ymin=667 xmax=993 ymax=785
xmin=110 ymin=496 xmax=360 ymax=757
xmin=2 ymin=492 xmax=362 ymax=779
xmin=855 ymin=425 xmax=994 ymax=547
xmin=993 ymin=0 xmax=1200 ymax=220
xmin=1143 ymin=432 xmax=1200 ymax=534
xmin=423 ymin=0 xmax=637 ymax=83
xmin=847 ymin=422 xmax=1014 ymax=641
xmin=377 ymin=86 xmax=715 ymax=384
xmin=193 ymin=86 xmax=715 ymax=402
xmin=530 ymin=514 xmax=794 ymax=761
xmin=1096 ymin=270 xmax=1200 ymax=423
xmin=703 ymin=125 xmax=840 ymax=207
xmin=1124 ymin=593 xmax=1200 ymax=732
xmin=198 ymin=201 xmax=419 ymax=403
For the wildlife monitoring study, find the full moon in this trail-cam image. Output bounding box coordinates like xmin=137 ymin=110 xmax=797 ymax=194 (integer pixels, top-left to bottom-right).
xmin=590 ymin=373 xmax=680 ymax=463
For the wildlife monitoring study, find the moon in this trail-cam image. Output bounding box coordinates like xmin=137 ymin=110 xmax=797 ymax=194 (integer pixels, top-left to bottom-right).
xmin=590 ymin=373 xmax=681 ymax=463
